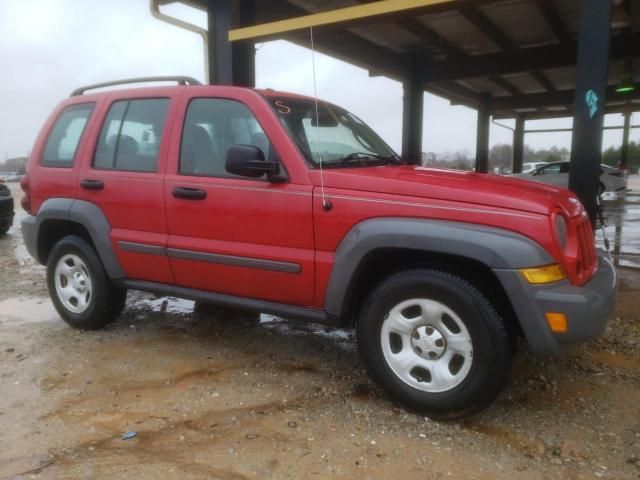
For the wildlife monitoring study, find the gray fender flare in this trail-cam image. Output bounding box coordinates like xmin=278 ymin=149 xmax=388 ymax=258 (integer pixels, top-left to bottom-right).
xmin=31 ymin=198 xmax=124 ymax=279
xmin=324 ymin=218 xmax=553 ymax=318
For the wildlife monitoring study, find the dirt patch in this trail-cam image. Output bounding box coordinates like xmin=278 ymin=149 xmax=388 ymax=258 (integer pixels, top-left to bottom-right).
xmin=1 ymin=194 xmax=640 ymax=479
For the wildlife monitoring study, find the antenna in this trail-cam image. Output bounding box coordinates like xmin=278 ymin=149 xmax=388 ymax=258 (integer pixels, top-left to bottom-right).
xmin=310 ymin=26 xmax=331 ymax=211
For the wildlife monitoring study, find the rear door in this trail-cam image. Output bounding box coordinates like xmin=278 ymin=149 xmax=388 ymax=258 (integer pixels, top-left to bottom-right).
xmin=30 ymin=101 xmax=97 ymax=211
xmin=76 ymin=89 xmax=180 ymax=283
xmin=164 ymin=89 xmax=315 ymax=306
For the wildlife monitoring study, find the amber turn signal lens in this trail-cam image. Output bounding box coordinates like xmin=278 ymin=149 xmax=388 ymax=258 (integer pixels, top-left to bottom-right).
xmin=545 ymin=312 xmax=568 ymax=333
xmin=519 ymin=264 xmax=566 ymax=284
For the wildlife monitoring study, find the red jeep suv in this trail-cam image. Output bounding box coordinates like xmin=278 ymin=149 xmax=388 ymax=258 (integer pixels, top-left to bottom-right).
xmin=21 ymin=77 xmax=617 ymax=417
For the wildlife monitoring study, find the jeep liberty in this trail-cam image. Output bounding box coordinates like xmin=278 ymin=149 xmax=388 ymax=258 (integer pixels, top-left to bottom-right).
xmin=21 ymin=77 xmax=617 ymax=417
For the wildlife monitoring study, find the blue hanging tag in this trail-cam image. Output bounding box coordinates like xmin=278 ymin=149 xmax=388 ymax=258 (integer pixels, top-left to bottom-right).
xmin=585 ymin=90 xmax=599 ymax=119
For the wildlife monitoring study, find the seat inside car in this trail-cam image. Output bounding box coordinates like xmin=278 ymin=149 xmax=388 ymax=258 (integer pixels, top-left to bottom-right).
xmin=182 ymin=124 xmax=219 ymax=175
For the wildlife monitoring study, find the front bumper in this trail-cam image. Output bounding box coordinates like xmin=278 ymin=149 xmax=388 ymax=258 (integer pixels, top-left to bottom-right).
xmin=494 ymin=250 xmax=617 ymax=355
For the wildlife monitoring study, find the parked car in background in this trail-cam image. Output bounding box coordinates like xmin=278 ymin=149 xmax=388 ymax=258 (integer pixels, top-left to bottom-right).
xmin=3 ymin=174 xmax=23 ymax=182
xmin=0 ymin=179 xmax=14 ymax=235
xmin=600 ymin=165 xmax=629 ymax=191
xmin=512 ymin=161 xmax=628 ymax=194
xmin=521 ymin=162 xmax=546 ymax=174
xmin=0 ymin=171 xmax=22 ymax=182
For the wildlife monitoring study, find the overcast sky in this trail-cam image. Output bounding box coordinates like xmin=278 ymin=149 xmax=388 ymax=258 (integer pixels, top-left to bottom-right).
xmin=1 ymin=0 xmax=637 ymax=160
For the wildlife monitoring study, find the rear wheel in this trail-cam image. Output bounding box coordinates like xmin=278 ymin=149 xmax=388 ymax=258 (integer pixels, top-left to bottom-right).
xmin=47 ymin=235 xmax=127 ymax=330
xmin=357 ymin=269 xmax=513 ymax=418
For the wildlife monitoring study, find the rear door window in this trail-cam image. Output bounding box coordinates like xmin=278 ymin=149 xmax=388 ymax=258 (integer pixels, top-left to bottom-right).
xmin=94 ymin=99 xmax=170 ymax=172
xmin=539 ymin=164 xmax=562 ymax=175
xmin=42 ymin=103 xmax=95 ymax=167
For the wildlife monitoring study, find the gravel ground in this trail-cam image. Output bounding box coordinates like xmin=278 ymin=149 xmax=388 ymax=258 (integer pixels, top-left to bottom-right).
xmin=1 ymin=183 xmax=639 ymax=479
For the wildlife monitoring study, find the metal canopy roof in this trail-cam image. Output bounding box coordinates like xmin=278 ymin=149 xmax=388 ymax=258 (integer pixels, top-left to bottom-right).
xmin=187 ymin=0 xmax=640 ymax=119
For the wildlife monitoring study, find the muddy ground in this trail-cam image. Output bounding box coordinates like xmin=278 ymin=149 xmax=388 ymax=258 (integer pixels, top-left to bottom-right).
xmin=1 ymin=183 xmax=639 ymax=480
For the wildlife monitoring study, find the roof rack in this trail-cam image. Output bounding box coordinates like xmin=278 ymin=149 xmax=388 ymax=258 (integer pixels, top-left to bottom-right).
xmin=70 ymin=76 xmax=202 ymax=96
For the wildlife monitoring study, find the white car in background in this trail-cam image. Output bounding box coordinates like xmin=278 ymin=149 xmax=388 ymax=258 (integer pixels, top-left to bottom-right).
xmin=521 ymin=162 xmax=546 ymax=173
xmin=512 ymin=161 xmax=628 ymax=194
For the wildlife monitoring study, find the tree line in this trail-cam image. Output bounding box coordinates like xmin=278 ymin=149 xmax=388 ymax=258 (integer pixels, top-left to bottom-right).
xmin=422 ymin=145 xmax=571 ymax=172
xmin=602 ymin=141 xmax=640 ymax=171
xmin=423 ymin=142 xmax=639 ymax=173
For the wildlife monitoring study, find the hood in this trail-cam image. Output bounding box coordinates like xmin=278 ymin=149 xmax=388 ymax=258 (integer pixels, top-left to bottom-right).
xmin=309 ymin=165 xmax=583 ymax=217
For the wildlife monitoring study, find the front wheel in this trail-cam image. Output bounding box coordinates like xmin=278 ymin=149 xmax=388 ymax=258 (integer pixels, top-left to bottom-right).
xmin=47 ymin=235 xmax=127 ymax=330
xmin=357 ymin=269 xmax=513 ymax=418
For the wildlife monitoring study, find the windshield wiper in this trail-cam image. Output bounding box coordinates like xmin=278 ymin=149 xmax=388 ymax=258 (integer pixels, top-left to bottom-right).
xmin=322 ymin=152 xmax=402 ymax=167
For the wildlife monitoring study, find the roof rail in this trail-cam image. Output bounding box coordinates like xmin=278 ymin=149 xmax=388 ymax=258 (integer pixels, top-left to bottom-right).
xmin=70 ymin=76 xmax=202 ymax=96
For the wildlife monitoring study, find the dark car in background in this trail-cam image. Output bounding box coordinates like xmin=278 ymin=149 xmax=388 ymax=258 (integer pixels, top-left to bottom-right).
xmin=0 ymin=179 xmax=14 ymax=235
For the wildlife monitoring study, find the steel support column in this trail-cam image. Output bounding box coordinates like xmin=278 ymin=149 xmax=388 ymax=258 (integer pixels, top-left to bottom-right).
xmin=207 ymin=0 xmax=233 ymax=85
xmin=513 ymin=115 xmax=525 ymax=173
xmin=475 ymin=98 xmax=490 ymax=173
xmin=402 ymin=64 xmax=424 ymax=164
xmin=207 ymin=0 xmax=256 ymax=86
xmin=620 ymin=105 xmax=631 ymax=170
xmin=568 ymin=0 xmax=612 ymax=226
xmin=231 ymin=0 xmax=256 ymax=87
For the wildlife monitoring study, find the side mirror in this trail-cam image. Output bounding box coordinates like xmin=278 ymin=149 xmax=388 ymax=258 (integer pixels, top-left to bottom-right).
xmin=225 ymin=144 xmax=280 ymax=179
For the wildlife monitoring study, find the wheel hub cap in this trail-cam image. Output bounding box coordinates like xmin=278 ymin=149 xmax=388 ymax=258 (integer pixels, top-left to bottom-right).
xmin=54 ymin=253 xmax=93 ymax=314
xmin=380 ymin=298 xmax=474 ymax=393
xmin=72 ymin=271 xmax=87 ymax=291
xmin=411 ymin=325 xmax=446 ymax=359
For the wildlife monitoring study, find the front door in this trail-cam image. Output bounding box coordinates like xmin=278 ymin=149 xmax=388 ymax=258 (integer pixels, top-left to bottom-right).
xmin=164 ymin=94 xmax=315 ymax=306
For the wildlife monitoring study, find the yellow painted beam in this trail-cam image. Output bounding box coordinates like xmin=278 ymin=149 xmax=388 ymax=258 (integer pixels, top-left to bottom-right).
xmin=228 ymin=0 xmax=455 ymax=42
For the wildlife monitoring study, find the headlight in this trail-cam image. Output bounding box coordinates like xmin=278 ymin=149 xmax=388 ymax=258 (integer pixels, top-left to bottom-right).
xmin=554 ymin=214 xmax=568 ymax=251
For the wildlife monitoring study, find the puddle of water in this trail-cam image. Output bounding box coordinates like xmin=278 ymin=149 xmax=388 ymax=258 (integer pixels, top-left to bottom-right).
xmin=131 ymin=294 xmax=355 ymax=345
xmin=13 ymin=242 xmax=33 ymax=267
xmin=600 ymin=191 xmax=626 ymax=202
xmin=1 ymin=200 xmax=42 ymax=274
xmin=259 ymin=313 xmax=284 ymax=324
xmin=0 ymin=297 xmax=59 ymax=323
xmin=259 ymin=316 xmax=355 ymax=350
xmin=135 ymin=296 xmax=195 ymax=314
xmin=128 ymin=295 xmax=355 ymax=351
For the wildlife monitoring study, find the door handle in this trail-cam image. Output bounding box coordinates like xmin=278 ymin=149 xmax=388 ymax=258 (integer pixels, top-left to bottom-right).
xmin=172 ymin=186 xmax=207 ymax=200
xmin=80 ymin=179 xmax=104 ymax=190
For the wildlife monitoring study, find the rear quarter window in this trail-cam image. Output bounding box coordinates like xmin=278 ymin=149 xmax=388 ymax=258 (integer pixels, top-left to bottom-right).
xmin=41 ymin=103 xmax=95 ymax=167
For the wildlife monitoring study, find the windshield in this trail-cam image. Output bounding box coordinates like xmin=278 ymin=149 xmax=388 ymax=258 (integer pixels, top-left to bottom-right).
xmin=266 ymin=96 xmax=400 ymax=168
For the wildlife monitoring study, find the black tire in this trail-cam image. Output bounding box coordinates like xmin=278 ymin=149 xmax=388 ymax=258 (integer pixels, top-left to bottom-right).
xmin=0 ymin=219 xmax=11 ymax=235
xmin=357 ymin=269 xmax=513 ymax=419
xmin=46 ymin=235 xmax=127 ymax=330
